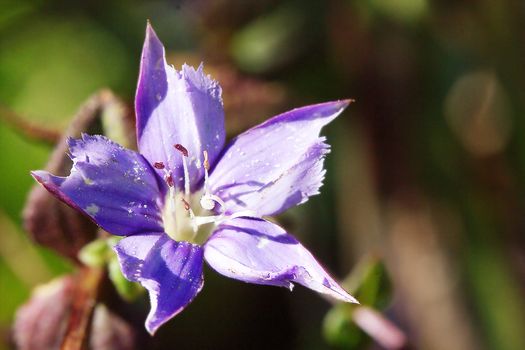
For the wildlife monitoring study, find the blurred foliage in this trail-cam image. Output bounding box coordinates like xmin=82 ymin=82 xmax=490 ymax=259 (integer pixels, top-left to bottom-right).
xmin=79 ymin=237 xmax=144 ymax=302
xmin=1 ymin=0 xmax=525 ymax=349
xmin=323 ymin=256 xmax=392 ymax=348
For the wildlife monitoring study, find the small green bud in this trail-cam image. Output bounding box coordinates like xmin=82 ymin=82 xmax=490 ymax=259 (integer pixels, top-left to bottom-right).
xmin=78 ymin=239 xmax=111 ymax=267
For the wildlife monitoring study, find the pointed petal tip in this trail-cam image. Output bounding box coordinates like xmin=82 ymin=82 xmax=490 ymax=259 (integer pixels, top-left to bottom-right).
xmin=30 ymin=170 xmax=54 ymax=185
xmin=316 ymin=281 xmax=358 ymax=304
xmin=143 ymin=278 xmax=204 ymax=336
xmin=145 ymin=20 xmax=157 ymax=39
xmin=145 ymin=322 xmax=157 ymax=336
xmin=342 ymin=293 xmax=360 ymax=304
xmin=30 ymin=170 xmax=45 ymax=182
xmin=315 ymin=277 xmax=360 ymax=305
xmin=142 ymin=21 xmax=163 ymax=56
xmin=335 ymin=98 xmax=354 ymax=111
xmin=325 ymin=99 xmax=352 ymax=120
xmin=313 ymin=98 xmax=353 ymax=109
xmin=335 ymin=284 xmax=359 ymax=304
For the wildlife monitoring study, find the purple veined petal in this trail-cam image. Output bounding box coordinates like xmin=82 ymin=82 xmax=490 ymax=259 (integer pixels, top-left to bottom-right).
xmin=112 ymin=233 xmax=164 ymax=279
xmin=208 ymin=100 xmax=350 ymax=216
xmin=226 ymin=140 xmax=330 ymax=216
xmin=135 ymin=23 xmax=225 ymax=191
xmin=31 ymin=134 xmax=164 ymax=236
xmin=114 ymin=233 xmax=204 ymax=335
xmin=204 ymin=217 xmax=357 ymax=304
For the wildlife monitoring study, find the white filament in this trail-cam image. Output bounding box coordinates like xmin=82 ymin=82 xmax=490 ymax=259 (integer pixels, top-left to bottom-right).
xmin=181 ymin=155 xmax=190 ymax=198
xmin=163 ymin=147 xmax=260 ymax=243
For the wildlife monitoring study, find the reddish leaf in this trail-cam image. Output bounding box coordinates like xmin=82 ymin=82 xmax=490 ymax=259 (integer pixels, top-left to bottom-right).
xmin=13 ymin=276 xmax=74 ymax=350
xmin=89 ymin=305 xmax=136 ymax=350
xmin=0 ymin=102 xmax=61 ymax=144
xmin=14 ymin=268 xmax=137 ymax=350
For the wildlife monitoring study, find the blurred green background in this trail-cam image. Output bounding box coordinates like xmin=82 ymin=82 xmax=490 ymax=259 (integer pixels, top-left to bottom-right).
xmin=1 ymin=0 xmax=525 ymax=349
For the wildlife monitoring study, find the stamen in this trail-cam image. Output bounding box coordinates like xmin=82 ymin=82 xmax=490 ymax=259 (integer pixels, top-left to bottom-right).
xmin=165 ymin=174 xmax=174 ymax=187
xmin=181 ymin=156 xmax=190 ymax=197
xmin=190 ymin=209 xmax=258 ymax=233
xmin=200 ymin=150 xmax=220 ymax=211
xmin=181 ymin=197 xmax=191 ymax=211
xmin=160 ymin=146 xmax=261 ymax=244
xmin=179 ymin=196 xmax=198 ymax=233
xmin=174 ymin=144 xmax=188 ymax=157
xmin=203 ymin=151 xmax=209 ymax=171
xmin=193 ymin=214 xmax=223 ymax=226
xmin=174 ymin=143 xmax=191 ymax=197
xmin=203 ymin=150 xmax=210 ymax=191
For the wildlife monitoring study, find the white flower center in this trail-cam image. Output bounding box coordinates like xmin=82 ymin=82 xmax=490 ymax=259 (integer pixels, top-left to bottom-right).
xmin=162 ymin=188 xmax=215 ymax=244
xmin=158 ymin=146 xmax=255 ymax=245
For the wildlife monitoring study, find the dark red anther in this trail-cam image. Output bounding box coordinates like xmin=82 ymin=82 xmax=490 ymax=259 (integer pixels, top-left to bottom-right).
xmin=165 ymin=174 xmax=174 ymax=187
xmin=174 ymin=144 xmax=188 ymax=157
xmin=154 ymin=162 xmax=165 ymax=169
xmin=181 ymin=198 xmax=191 ymax=211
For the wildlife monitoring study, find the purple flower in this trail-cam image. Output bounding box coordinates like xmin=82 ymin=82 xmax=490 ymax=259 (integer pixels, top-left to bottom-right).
xmin=32 ymin=24 xmax=357 ymax=335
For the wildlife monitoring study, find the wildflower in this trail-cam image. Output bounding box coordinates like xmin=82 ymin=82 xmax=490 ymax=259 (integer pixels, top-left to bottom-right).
xmin=32 ymin=23 xmax=357 ymax=334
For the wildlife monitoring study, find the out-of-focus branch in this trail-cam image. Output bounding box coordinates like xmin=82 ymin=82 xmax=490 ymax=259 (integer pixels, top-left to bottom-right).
xmin=0 ymin=102 xmax=62 ymax=144
xmin=385 ymin=199 xmax=481 ymax=350
xmin=60 ymin=267 xmax=104 ymax=350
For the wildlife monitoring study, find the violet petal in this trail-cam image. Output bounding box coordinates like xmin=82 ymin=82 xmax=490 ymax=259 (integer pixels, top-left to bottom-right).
xmin=209 ymin=100 xmax=349 ymax=216
xmin=114 ymin=234 xmax=204 ymax=334
xmin=31 ymin=134 xmax=164 ymax=236
xmin=135 ymin=24 xmax=225 ymax=190
xmin=204 ymin=217 xmax=357 ymax=303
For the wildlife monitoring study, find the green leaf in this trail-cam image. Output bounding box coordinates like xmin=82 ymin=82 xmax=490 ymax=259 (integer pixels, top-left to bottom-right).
xmin=323 ymin=303 xmax=363 ymax=348
xmin=323 ymin=255 xmax=393 ymax=347
xmin=78 ymin=239 xmax=112 ymax=268
xmin=108 ymin=256 xmax=143 ymax=302
xmin=343 ymin=255 xmax=392 ymax=309
xmin=230 ymin=3 xmax=306 ymax=73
